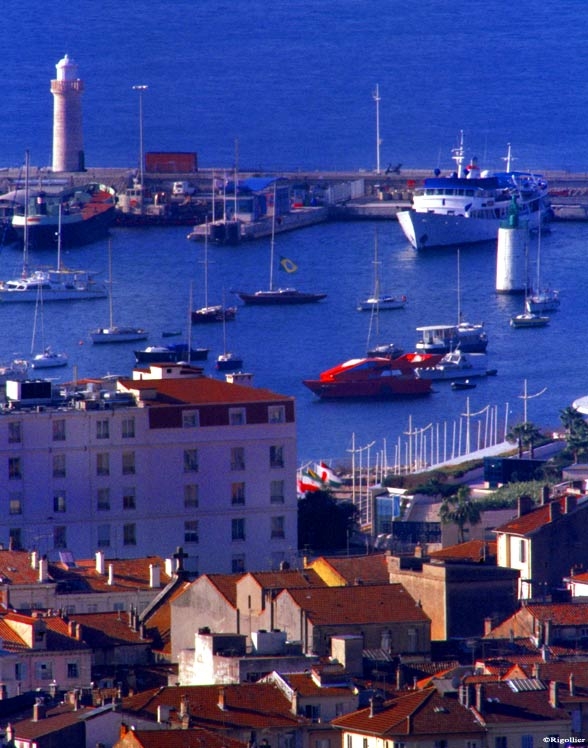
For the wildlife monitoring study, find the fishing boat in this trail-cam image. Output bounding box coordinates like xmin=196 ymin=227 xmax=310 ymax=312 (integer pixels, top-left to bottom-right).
xmin=192 ymin=218 xmax=237 ymax=323
xmin=415 ymin=350 xmax=492 ymax=380
xmin=91 ymin=241 xmax=148 ymax=344
xmin=397 ymin=134 xmax=551 ymax=250
xmin=2 ymin=181 xmax=116 ymax=249
xmin=236 ymin=184 xmax=326 ymax=305
xmin=303 ymin=357 xmax=433 ymax=399
xmin=357 ymin=231 xmax=407 ymax=311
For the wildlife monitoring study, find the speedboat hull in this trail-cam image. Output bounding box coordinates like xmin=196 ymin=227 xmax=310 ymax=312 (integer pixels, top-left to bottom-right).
xmin=237 ymin=288 xmax=327 ymax=305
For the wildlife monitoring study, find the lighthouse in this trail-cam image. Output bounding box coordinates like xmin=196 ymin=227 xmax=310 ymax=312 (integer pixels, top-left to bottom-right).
xmin=51 ymin=54 xmax=85 ymax=172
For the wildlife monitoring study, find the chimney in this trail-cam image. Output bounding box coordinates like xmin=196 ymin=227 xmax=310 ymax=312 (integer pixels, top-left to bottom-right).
xmin=564 ymin=495 xmax=577 ymax=514
xmin=483 ymin=617 xmax=493 ymax=636
xmin=475 ymin=683 xmax=484 ymax=714
xmin=396 ymin=664 xmax=405 ymax=690
xmin=31 ymin=551 xmax=38 ymax=570
xmin=549 ymin=501 xmax=561 ymax=522
xmin=549 ymin=680 xmax=559 ymax=708
xmin=38 ymin=556 xmax=49 ymax=583
xmin=291 ymin=689 xmax=298 ymax=715
xmin=165 ymin=558 xmax=173 ymax=577
xmin=149 ymin=564 xmax=160 ymax=588
xmin=107 ymin=564 xmax=114 ymax=586
xmin=569 ymin=673 xmax=576 ymax=696
xmin=532 ymin=663 xmax=540 ymax=678
xmin=180 ymin=693 xmax=190 ymax=718
xmin=95 ymin=551 xmax=105 ymax=575
xmin=544 ymin=619 xmax=552 ymax=646
xmin=218 ymin=686 xmax=226 ymax=711
xmin=68 ymin=620 xmax=77 ymax=638
xmin=518 ymin=495 xmax=534 ymax=517
xmin=33 ymin=699 xmax=46 ymax=721
xmin=458 ymin=684 xmax=474 ymax=708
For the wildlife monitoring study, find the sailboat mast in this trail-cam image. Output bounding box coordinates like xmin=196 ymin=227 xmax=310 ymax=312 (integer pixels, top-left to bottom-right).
xmin=203 ymin=217 xmax=209 ymax=308
xmin=56 ymin=204 xmax=63 ymax=271
xmin=22 ymin=150 xmax=30 ymax=278
xmin=269 ymin=182 xmax=277 ymax=291
xmin=457 ymin=248 xmax=462 ymax=323
xmin=108 ymin=239 xmax=114 ymax=329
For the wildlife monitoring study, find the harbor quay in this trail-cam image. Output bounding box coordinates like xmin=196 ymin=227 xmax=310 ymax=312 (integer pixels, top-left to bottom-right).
xmin=1 ymin=165 xmax=588 ymax=226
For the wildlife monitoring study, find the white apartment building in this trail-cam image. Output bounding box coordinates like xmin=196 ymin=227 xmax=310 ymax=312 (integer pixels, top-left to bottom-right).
xmin=0 ymin=365 xmax=298 ymax=574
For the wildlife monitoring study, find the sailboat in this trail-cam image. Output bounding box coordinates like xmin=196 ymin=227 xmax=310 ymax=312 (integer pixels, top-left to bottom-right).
xmin=357 ymin=231 xmax=407 ymax=311
xmin=525 ymin=226 xmax=560 ymax=313
xmin=511 ymin=234 xmax=550 ymax=328
xmin=216 ymin=291 xmax=243 ymax=371
xmin=91 ymin=240 xmax=149 ymax=343
xmin=235 ymin=183 xmax=327 ymax=305
xmin=135 ymin=283 xmax=209 ymax=363
xmin=29 ymin=285 xmax=68 ymax=369
xmin=191 ymin=218 xmax=237 ymax=323
xmin=416 ymin=249 xmax=488 ymax=353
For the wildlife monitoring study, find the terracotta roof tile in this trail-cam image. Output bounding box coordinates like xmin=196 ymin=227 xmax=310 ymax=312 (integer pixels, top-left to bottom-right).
xmin=244 ymin=569 xmax=327 ymax=589
xmin=428 ymin=540 xmax=497 ymax=563
xmin=474 ymin=681 xmax=571 ymax=724
xmin=63 ymin=612 xmax=153 ymax=647
xmin=281 ymin=671 xmax=354 ymax=697
xmin=495 ymin=497 xmax=588 ymax=536
xmin=309 ymin=554 xmax=391 ymax=585
xmin=127 ymin=727 xmax=248 ymax=748
xmin=281 ymin=584 xmax=430 ymax=626
xmin=49 ymin=556 xmax=171 ymax=594
xmin=525 ymin=602 xmax=588 ymax=626
xmin=121 ymin=684 xmax=305 ymax=729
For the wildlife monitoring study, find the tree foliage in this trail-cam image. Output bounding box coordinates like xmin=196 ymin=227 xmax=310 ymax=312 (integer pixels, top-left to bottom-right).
xmin=559 ymin=406 xmax=588 ymax=462
xmin=506 ymin=421 xmax=543 ymax=458
xmin=298 ymin=490 xmax=359 ymax=552
xmin=438 ymin=485 xmax=482 ymax=543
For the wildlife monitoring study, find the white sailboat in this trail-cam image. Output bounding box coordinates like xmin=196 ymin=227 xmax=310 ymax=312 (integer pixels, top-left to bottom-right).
xmin=525 ymin=226 xmax=560 ymax=313
xmin=30 ymin=285 xmax=68 ymax=369
xmin=91 ymin=240 xmax=148 ymax=343
xmin=357 ymin=230 xmax=407 ymax=311
xmin=216 ymin=291 xmax=243 ymax=371
xmin=511 ymin=236 xmax=550 ymax=328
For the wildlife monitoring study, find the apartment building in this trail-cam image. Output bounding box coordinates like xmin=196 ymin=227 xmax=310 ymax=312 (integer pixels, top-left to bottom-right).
xmin=0 ymin=365 xmax=297 ymax=573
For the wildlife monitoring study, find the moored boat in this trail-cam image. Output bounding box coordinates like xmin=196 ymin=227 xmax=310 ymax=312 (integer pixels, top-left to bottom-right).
xmin=510 ymin=312 xmax=550 ymax=328
xmin=216 ymin=352 xmax=243 ymax=371
xmin=397 ymin=135 xmax=551 ymax=250
xmin=30 ymin=346 xmax=68 ymax=369
xmin=237 ymin=288 xmax=327 ymax=305
xmin=134 ymin=343 xmax=208 ymax=363
xmin=0 ymin=267 xmax=107 ymax=302
xmin=302 ymin=357 xmax=433 ymax=399
xmin=415 ymin=323 xmax=488 ymax=354
xmin=3 ymin=182 xmax=116 ymax=249
xmin=525 ymin=289 xmax=560 ymax=314
xmin=451 ymin=379 xmax=476 ymax=390
xmin=415 ymin=350 xmax=492 ymax=380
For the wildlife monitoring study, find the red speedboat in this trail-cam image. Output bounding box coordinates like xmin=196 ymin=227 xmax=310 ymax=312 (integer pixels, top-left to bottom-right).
xmin=303 ymin=356 xmax=433 ymax=399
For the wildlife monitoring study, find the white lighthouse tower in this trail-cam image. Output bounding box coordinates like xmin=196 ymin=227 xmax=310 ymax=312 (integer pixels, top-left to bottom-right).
xmin=51 ymin=54 xmax=85 ymax=172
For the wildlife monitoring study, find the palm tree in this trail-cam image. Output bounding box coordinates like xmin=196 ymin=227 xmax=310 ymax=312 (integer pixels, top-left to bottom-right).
xmin=439 ymin=485 xmax=481 ymax=543
xmin=506 ymin=421 xmax=543 ymax=458
xmin=560 ymin=405 xmax=585 ymax=435
xmin=559 ymin=406 xmax=588 ymax=462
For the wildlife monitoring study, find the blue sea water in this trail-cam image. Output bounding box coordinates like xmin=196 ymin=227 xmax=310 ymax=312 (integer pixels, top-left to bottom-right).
xmin=0 ymin=2 xmax=587 ymax=466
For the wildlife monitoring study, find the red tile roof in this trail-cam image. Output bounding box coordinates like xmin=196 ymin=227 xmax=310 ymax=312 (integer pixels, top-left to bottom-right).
xmin=333 ymin=688 xmax=484 ymax=737
xmin=49 ymin=556 xmax=171 ymax=594
xmin=309 ymin=554 xmax=391 ymax=585
xmin=280 ymin=671 xmax=354 ymax=698
xmin=495 ymin=497 xmax=588 ymax=536
xmin=120 ymin=372 xmax=291 ymax=406
xmin=428 ymin=540 xmax=497 ymax=563
xmin=244 ymin=569 xmax=327 ymax=590
xmin=121 ymin=684 xmax=305 ymax=729
xmin=123 ymin=726 xmax=248 ymax=748
xmin=63 ymin=612 xmax=153 ymax=647
xmin=473 ymin=681 xmax=571 ymax=724
xmin=524 ymin=602 xmax=588 ymax=626
xmin=281 ymin=584 xmax=430 ymax=626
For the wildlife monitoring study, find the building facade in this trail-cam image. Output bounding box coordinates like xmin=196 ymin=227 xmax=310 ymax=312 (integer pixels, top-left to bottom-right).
xmin=0 ymin=365 xmax=298 ymax=573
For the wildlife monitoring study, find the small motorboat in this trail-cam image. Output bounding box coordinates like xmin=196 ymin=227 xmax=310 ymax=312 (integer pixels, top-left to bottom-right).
xmin=134 ymin=343 xmax=209 ymax=364
xmin=31 ymin=347 xmax=68 ymax=369
xmin=216 ymin=352 xmax=243 ymax=371
xmin=451 ymin=379 xmax=476 ymax=390
xmin=510 ymin=312 xmax=550 ymax=329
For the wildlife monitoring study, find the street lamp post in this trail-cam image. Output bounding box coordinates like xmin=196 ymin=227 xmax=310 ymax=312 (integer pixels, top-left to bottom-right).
xmin=132 ymin=85 xmax=148 ymax=192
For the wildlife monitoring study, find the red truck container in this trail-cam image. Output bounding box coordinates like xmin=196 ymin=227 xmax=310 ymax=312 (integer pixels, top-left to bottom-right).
xmin=145 ymin=152 xmax=198 ymax=173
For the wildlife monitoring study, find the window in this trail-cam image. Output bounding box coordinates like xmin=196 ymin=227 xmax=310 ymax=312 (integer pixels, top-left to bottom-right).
xmin=494 ymin=739 xmax=507 ymax=748
xmin=231 ymin=482 xmax=245 ymax=505
xmin=52 ymin=419 xmax=66 ymax=441
xmin=53 ymin=491 xmax=66 ymax=513
xmin=122 ymin=417 xmax=135 ymax=438
xmin=407 ymin=627 xmax=418 ymax=652
xmin=14 ymin=662 xmax=25 ymax=682
xmin=304 ymin=704 xmax=320 ymax=722
xmin=519 ymin=538 xmax=526 ymax=563
xmin=97 ymin=524 xmax=111 ymax=548
xmin=271 ymin=516 xmax=285 ymax=539
xmin=270 ymin=479 xmax=285 ymax=504
xmin=8 ymin=421 xmax=22 ymax=444
xmin=230 ymin=446 xmax=245 ymax=470
xmin=184 ymin=449 xmax=199 ymax=472
xmin=97 ymin=488 xmax=110 ymax=511
xmin=123 ymin=487 xmax=136 ymax=510
xmin=35 ymin=662 xmax=53 ymax=681
xmin=270 ymin=445 xmax=284 ymax=468
xmin=52 ymin=454 xmax=66 ymax=478
xmin=346 ymin=737 xmax=353 ymax=748
xmin=8 ymin=457 xmax=22 ymax=480
xmin=96 ymin=419 xmax=110 ymax=439
xmin=96 ymin=452 xmax=110 ymax=476
xmin=123 ymin=523 xmax=136 ymax=546
xmin=9 ymin=528 xmax=22 ymax=550
xmin=229 ymin=407 xmax=246 ymax=425
xmin=232 ymin=518 xmax=245 ymax=541
xmin=268 ymin=405 xmax=285 ymax=423
xmin=67 ymin=662 xmax=79 ymax=679
xmin=9 ymin=494 xmax=22 ymax=515
xmin=231 ymin=554 xmax=245 ymax=573
xmin=122 ymin=451 xmax=135 ymax=475
xmin=54 ymin=526 xmax=67 ymax=550
xmin=184 ymin=484 xmax=199 ymax=508
xmin=184 ymin=520 xmax=199 ymax=543
xmin=182 ymin=409 xmax=199 ymax=428
xmin=434 ymin=741 xmax=447 ymax=748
